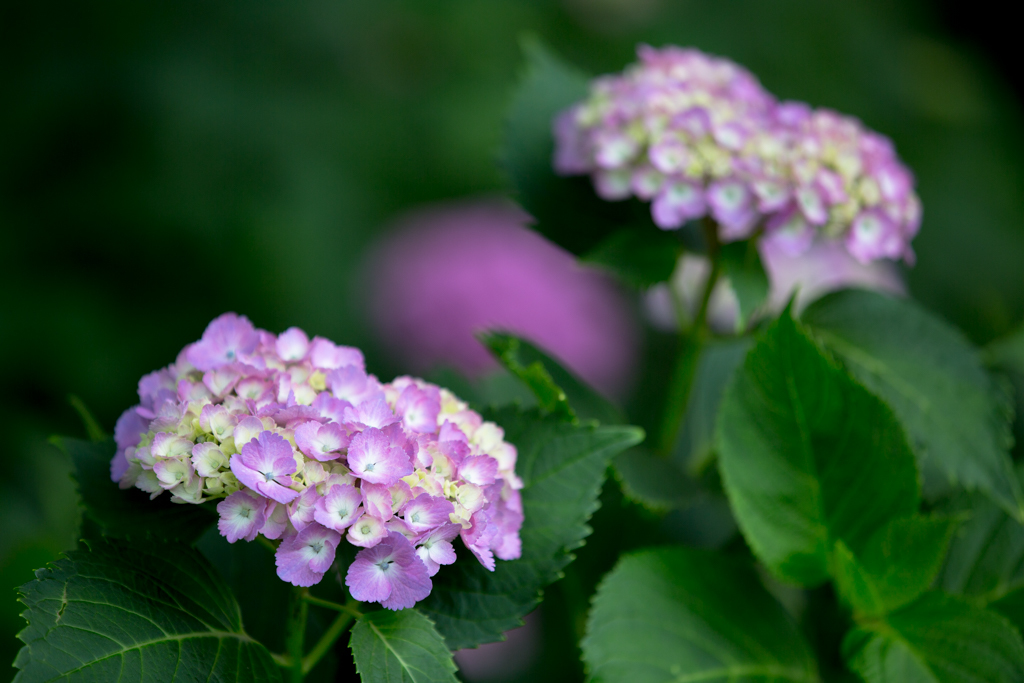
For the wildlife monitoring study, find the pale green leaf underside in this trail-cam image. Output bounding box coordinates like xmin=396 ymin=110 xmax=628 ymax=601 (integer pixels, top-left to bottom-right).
xmin=418 ymin=407 xmax=643 ymax=649
xmin=13 ymin=538 xmax=280 ymax=682
xmin=583 ymin=546 xmax=818 ymax=683
xmin=349 ymin=610 xmax=458 ymax=683
xmin=802 ymin=289 xmax=1023 ymax=520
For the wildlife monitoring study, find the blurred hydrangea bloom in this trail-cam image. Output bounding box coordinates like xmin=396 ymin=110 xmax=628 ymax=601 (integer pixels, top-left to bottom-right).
xmin=367 ymin=199 xmax=637 ymax=398
xmin=112 ymin=313 xmax=523 ymax=606
xmin=645 ymin=240 xmax=906 ymax=333
xmin=555 ymin=45 xmax=921 ymax=263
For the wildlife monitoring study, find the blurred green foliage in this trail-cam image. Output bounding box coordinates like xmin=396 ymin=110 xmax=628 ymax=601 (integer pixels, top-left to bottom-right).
xmin=4 ymin=0 xmax=1024 ymax=678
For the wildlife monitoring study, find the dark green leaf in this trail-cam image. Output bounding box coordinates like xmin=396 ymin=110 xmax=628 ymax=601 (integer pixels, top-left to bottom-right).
xmin=581 ymin=228 xmax=680 ymax=288
xmin=501 ymin=37 xmax=653 ymax=256
xmin=834 ymin=516 xmax=959 ymax=617
xmin=612 ymin=447 xmax=699 ymax=512
xmin=56 ymin=436 xmax=217 ymax=543
xmin=418 ymin=407 xmax=643 ymax=649
xmin=939 ymin=463 xmax=1024 ymax=605
xmin=843 ymin=592 xmax=1024 ymax=683
xmin=349 ymin=610 xmax=458 ymax=683
xmin=481 ymin=332 xmax=622 ymax=425
xmin=719 ymin=239 xmax=769 ymax=331
xmin=715 ymin=312 xmax=919 ymax=586
xmin=802 ymin=289 xmax=1023 ymax=519
xmin=13 ymin=538 xmax=280 ymax=682
xmin=582 ymin=546 xmax=819 ymax=683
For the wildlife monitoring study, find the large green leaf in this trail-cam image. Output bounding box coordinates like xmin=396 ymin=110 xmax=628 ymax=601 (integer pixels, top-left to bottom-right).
xmin=716 ymin=312 xmax=920 ymax=586
xmin=802 ymin=289 xmax=1023 ymax=519
xmin=56 ymin=436 xmax=217 ymax=543
xmin=349 ymin=610 xmax=458 ymax=683
xmin=13 ymin=538 xmax=280 ymax=682
xmin=417 ymin=406 xmax=644 ymax=649
xmin=843 ymin=593 xmax=1024 ymax=683
xmin=834 ymin=515 xmax=959 ymax=617
xmin=500 ymin=38 xmax=663 ymax=262
xmin=719 ymin=239 xmax=769 ymax=332
xmin=582 ymin=546 xmax=819 ymax=683
xmin=480 ymin=332 xmax=622 ymax=425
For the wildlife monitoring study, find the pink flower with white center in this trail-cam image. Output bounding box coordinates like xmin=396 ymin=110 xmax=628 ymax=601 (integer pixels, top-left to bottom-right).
xmin=362 ymin=482 xmax=395 ymax=521
xmin=458 ymin=455 xmax=498 ymax=487
xmin=261 ymin=502 xmax=290 ymax=540
xmin=191 ymin=442 xmax=228 ymax=477
xmin=314 ymin=484 xmax=363 ymax=532
xmin=347 ymin=513 xmax=388 ymax=548
xmin=230 ymin=431 xmax=299 ymax=504
xmin=344 ymin=398 xmax=399 ymax=430
xmin=652 ymin=180 xmax=706 ymax=230
xmin=233 ymin=416 xmax=266 ymax=450
xmin=403 ymin=493 xmax=455 ymax=534
xmin=347 ymin=427 xmax=413 ymax=486
xmin=345 ymin=532 xmax=432 ymax=610
xmin=276 ymin=523 xmax=341 ymax=587
xmin=217 ymin=490 xmax=267 ymax=543
xmin=186 ymin=313 xmax=260 ymax=371
xmin=328 ymin=365 xmax=383 ymax=406
xmin=309 ymin=338 xmax=364 ymax=371
xmin=288 ymin=486 xmax=320 ymax=532
xmin=153 ymin=458 xmax=194 ymax=491
xmin=276 ymin=327 xmax=310 ymax=362
xmin=396 ymin=385 xmax=441 ymax=433
xmin=294 ymin=421 xmax=348 ymax=461
xmin=416 ymin=523 xmax=461 ymax=576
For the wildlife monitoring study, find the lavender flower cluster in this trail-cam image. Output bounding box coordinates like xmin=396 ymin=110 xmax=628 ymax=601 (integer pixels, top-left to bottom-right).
xmin=554 ymin=45 xmax=921 ymax=264
xmin=111 ymin=313 xmax=523 ymax=609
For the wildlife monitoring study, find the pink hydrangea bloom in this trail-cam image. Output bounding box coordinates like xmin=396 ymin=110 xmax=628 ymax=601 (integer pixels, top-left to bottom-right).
xmin=555 ymin=45 xmax=921 ymax=264
xmin=365 ymin=199 xmax=638 ymax=398
xmin=112 ymin=313 xmax=525 ymax=609
xmin=345 ymin=532 xmax=433 ymax=610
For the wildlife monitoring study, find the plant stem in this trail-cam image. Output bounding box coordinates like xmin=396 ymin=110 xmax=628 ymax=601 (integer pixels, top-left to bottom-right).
xmin=302 ymin=594 xmax=363 ymax=618
xmin=302 ymin=611 xmax=355 ymax=675
xmin=284 ymin=586 xmax=309 ymax=683
xmin=656 ymin=220 xmax=722 ymax=457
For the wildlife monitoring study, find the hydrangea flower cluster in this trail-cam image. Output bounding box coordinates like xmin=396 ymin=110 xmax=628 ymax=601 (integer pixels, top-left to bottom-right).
xmin=111 ymin=313 xmax=523 ymax=609
xmin=554 ymin=45 xmax=921 ymax=264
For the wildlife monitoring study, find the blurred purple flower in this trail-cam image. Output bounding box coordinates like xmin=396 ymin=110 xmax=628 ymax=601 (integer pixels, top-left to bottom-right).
xmin=366 ymin=199 xmax=638 ymax=398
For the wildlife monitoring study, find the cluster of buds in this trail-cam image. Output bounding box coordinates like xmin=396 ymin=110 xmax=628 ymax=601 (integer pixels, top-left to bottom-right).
xmin=111 ymin=313 xmax=523 ymax=609
xmin=554 ymin=45 xmax=921 ymax=264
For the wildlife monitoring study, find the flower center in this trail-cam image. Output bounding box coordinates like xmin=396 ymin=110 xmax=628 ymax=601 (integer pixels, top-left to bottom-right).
xmin=310 ymin=541 xmax=324 ymax=554
xmin=364 ymin=462 xmax=376 ymax=472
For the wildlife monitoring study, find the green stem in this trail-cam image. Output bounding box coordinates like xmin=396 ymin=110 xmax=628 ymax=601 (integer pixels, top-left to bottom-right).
xmin=302 ymin=611 xmax=355 ymax=675
xmin=656 ymin=220 xmax=722 ymax=457
xmin=302 ymin=594 xmax=363 ymax=618
xmin=284 ymin=586 xmax=309 ymax=683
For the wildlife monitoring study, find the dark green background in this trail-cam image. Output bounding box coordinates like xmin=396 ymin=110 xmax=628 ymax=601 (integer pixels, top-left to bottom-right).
xmin=3 ymin=0 xmax=1023 ymax=678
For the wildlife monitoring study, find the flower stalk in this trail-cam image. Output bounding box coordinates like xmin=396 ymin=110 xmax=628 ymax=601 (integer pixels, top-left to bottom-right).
xmin=284 ymin=586 xmax=309 ymax=683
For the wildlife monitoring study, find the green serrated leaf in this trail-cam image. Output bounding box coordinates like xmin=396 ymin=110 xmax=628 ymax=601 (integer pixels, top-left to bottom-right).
xmin=843 ymin=592 xmax=1024 ymax=683
xmin=417 ymin=406 xmax=643 ymax=649
xmin=56 ymin=436 xmax=217 ymax=543
xmin=13 ymin=537 xmax=281 ymax=682
xmin=582 ymin=546 xmax=819 ymax=683
xmin=501 ymin=37 xmax=651 ymax=256
xmin=716 ymin=312 xmax=920 ymax=586
xmin=612 ymin=447 xmax=699 ymax=512
xmin=939 ymin=463 xmax=1024 ymax=605
xmin=581 ymin=228 xmax=681 ymax=288
xmin=349 ymin=610 xmax=458 ymax=683
xmin=719 ymin=239 xmax=769 ymax=331
xmin=480 ymin=331 xmax=622 ymax=425
xmin=834 ymin=516 xmax=959 ymax=617
xmin=802 ymin=289 xmax=1024 ymax=520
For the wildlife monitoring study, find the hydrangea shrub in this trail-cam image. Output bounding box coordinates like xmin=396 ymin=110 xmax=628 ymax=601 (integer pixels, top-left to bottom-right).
xmin=13 ymin=41 xmax=1024 ymax=683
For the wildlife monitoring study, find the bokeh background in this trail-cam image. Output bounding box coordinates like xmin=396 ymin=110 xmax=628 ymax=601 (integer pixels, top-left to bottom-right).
xmin=3 ymin=0 xmax=1024 ymax=679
